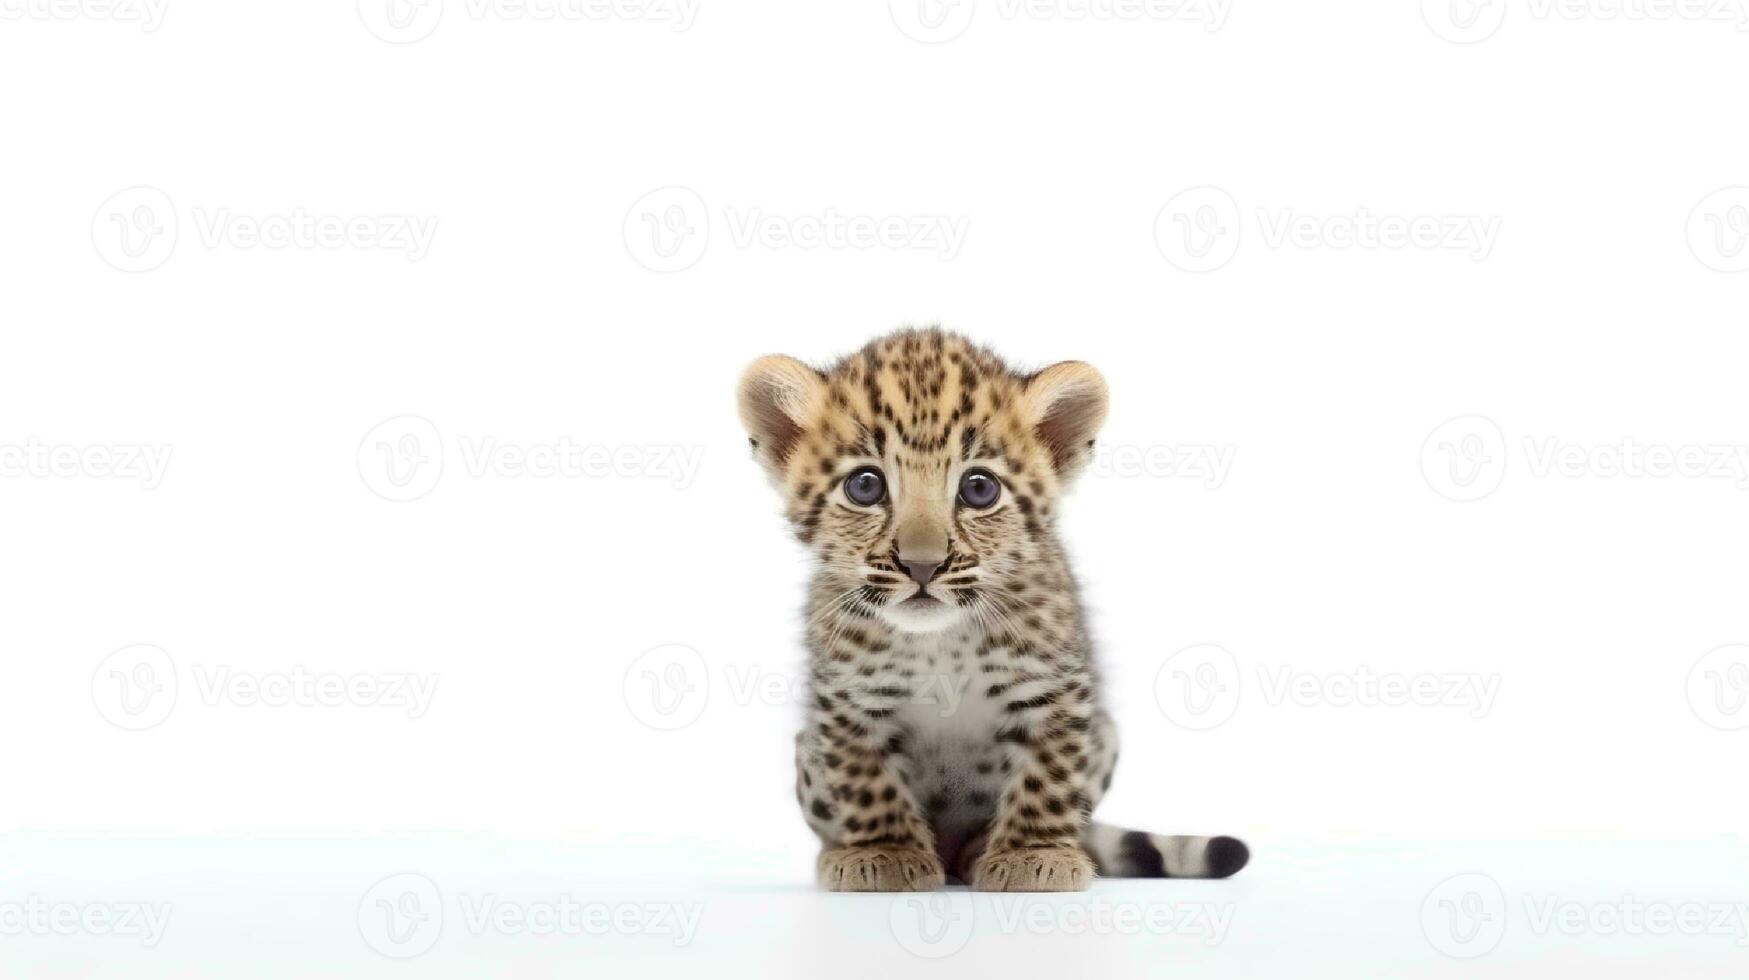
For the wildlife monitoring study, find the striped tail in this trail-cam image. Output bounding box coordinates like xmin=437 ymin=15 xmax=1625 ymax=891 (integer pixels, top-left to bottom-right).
xmin=1083 ymin=822 xmax=1250 ymax=879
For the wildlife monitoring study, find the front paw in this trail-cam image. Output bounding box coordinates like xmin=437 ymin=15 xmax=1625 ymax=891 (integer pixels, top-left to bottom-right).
xmin=972 ymin=847 xmax=1094 ymax=892
xmin=818 ymin=846 xmax=945 ymax=892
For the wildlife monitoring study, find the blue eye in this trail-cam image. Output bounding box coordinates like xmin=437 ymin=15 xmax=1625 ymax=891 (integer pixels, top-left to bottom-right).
xmin=958 ymin=468 xmax=1001 ymax=508
xmin=843 ymin=466 xmax=887 ymax=506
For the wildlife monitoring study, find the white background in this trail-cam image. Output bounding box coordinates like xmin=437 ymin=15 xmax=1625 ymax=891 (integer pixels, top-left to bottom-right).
xmin=3 ymin=0 xmax=1747 ymax=975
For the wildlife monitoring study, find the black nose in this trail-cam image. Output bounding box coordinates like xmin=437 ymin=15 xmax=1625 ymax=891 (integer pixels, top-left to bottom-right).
xmin=902 ymin=559 xmax=942 ymax=586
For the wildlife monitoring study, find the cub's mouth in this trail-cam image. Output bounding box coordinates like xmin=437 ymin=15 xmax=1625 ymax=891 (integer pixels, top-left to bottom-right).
xmin=879 ymin=587 xmax=962 ymax=633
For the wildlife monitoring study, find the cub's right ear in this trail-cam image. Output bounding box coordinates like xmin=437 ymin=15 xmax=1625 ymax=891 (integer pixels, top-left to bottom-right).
xmin=737 ymin=355 xmax=826 ymax=477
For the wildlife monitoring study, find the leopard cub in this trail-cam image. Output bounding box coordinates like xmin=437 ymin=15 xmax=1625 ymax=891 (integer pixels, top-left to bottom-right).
xmin=737 ymin=328 xmax=1248 ymax=892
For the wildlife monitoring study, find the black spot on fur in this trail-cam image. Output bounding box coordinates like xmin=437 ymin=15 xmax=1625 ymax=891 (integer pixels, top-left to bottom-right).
xmin=1205 ymin=836 xmax=1250 ymax=878
xmin=1120 ymin=831 xmax=1167 ymax=877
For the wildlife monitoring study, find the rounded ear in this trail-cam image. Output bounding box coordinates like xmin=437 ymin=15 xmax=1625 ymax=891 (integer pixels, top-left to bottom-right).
xmin=1022 ymin=361 xmax=1109 ymax=481
xmin=737 ymin=355 xmax=826 ymax=475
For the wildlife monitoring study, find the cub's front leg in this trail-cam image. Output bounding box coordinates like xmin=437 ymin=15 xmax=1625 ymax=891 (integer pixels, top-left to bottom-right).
xmin=971 ymin=689 xmax=1097 ymax=892
xmin=796 ymin=720 xmax=944 ymax=892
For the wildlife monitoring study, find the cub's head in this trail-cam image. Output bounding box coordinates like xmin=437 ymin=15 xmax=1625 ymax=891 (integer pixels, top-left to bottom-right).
xmin=737 ymin=328 xmax=1107 ymax=635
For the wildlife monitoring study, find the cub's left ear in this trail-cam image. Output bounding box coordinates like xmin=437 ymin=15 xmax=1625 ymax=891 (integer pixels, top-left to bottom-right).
xmin=1022 ymin=361 xmax=1109 ymax=482
xmin=737 ymin=354 xmax=827 ymax=479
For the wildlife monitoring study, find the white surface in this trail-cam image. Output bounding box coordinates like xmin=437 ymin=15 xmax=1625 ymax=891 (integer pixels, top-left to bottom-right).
xmin=3 ymin=835 xmax=1746 ymax=977
xmin=3 ymin=2 xmax=1748 ymax=976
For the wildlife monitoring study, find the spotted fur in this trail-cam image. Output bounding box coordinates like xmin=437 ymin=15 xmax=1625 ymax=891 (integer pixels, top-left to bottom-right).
xmin=738 ymin=327 xmax=1248 ymax=892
